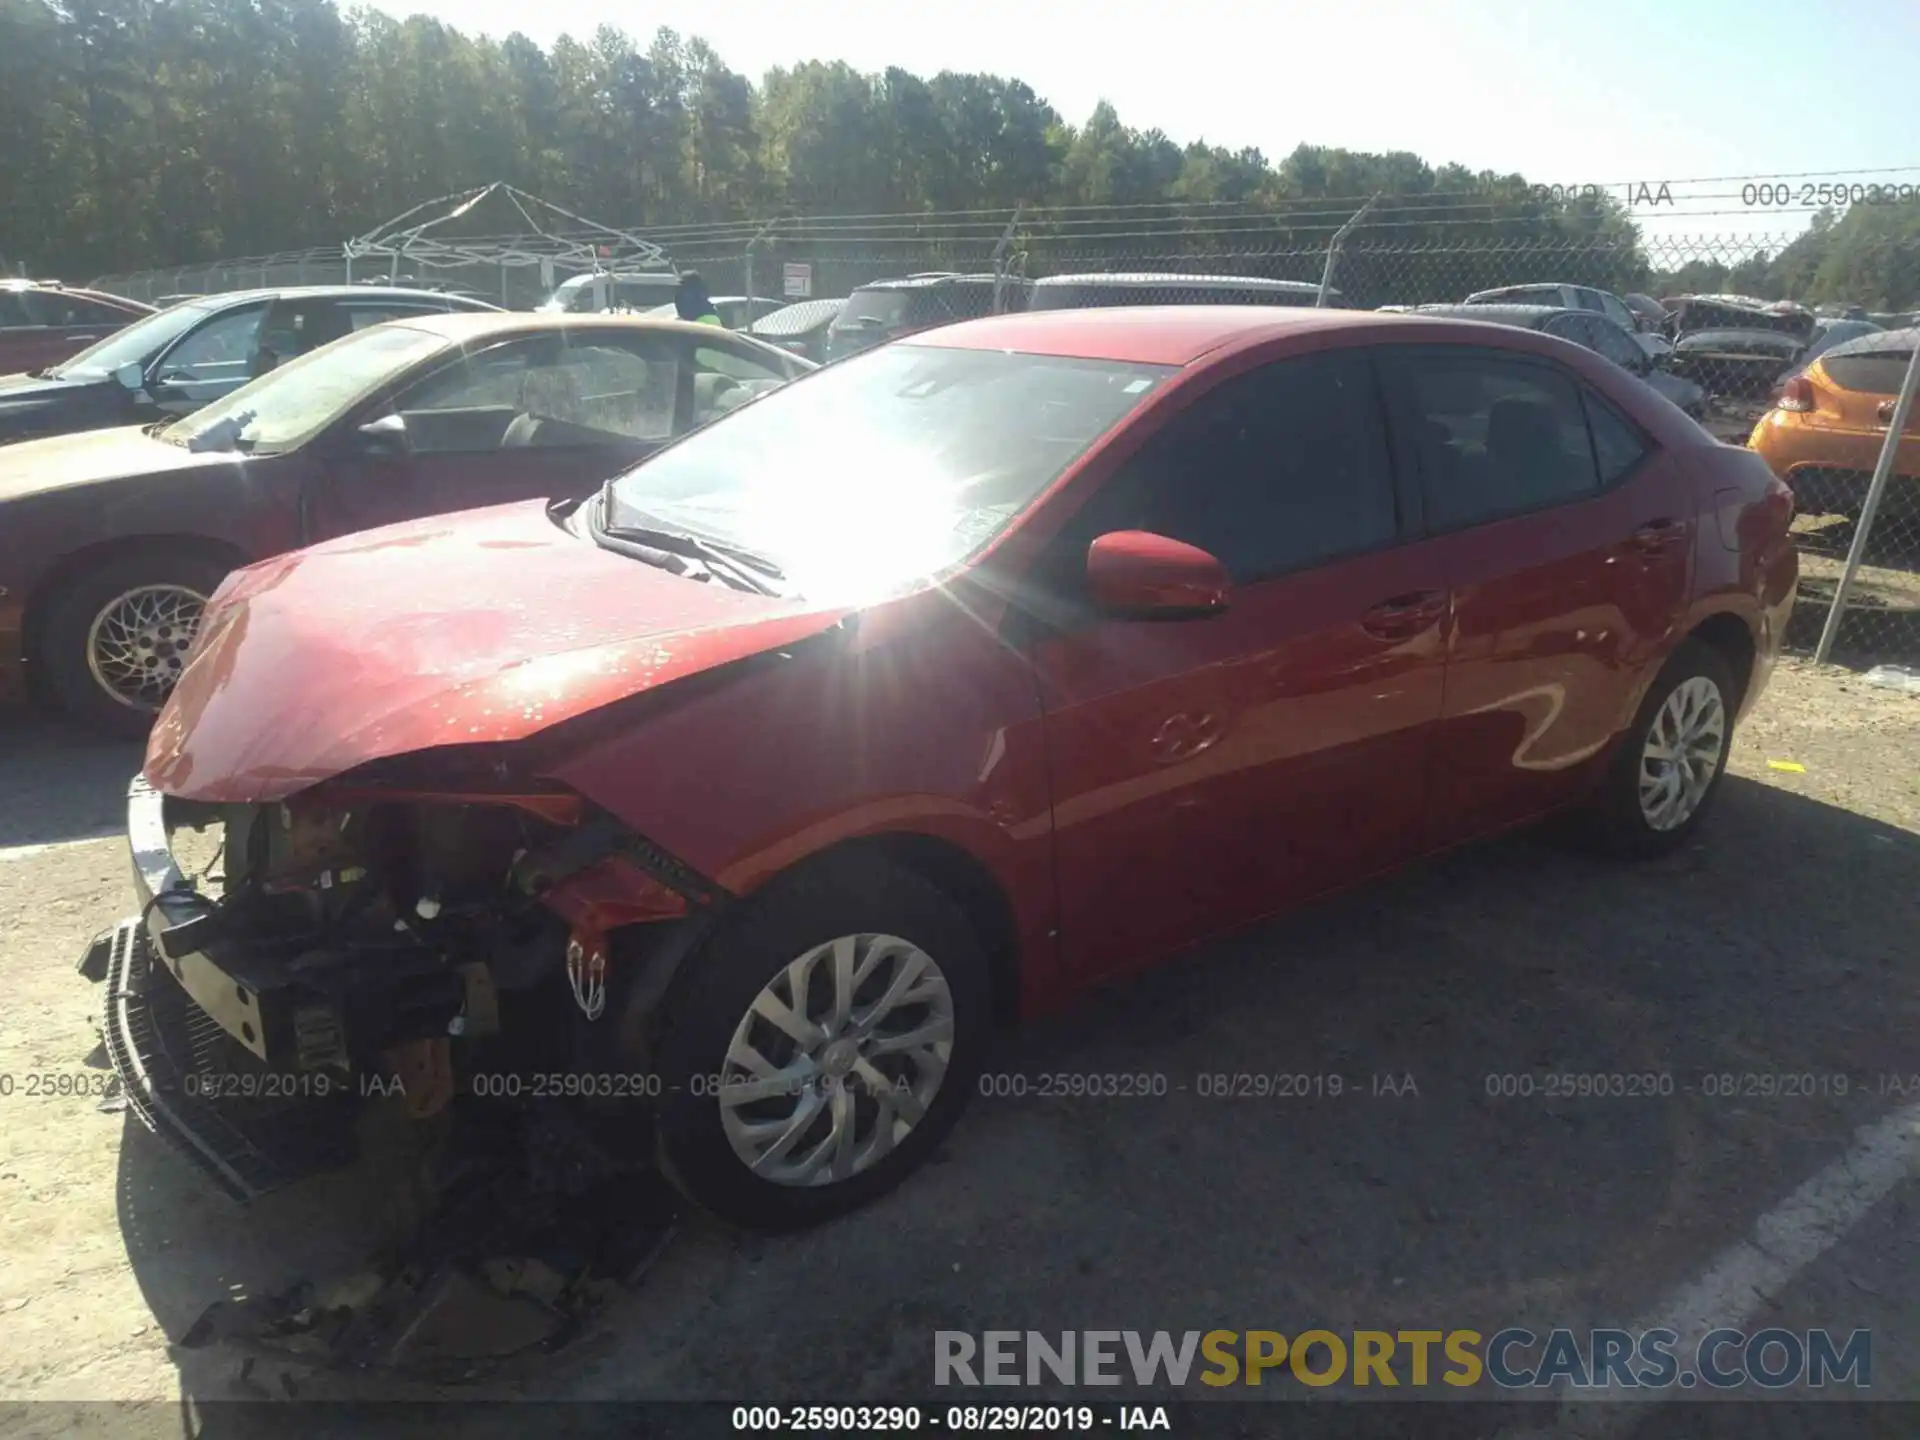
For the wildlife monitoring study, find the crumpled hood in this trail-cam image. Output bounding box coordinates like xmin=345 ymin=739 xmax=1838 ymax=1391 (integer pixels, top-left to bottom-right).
xmin=145 ymin=501 xmax=851 ymax=802
xmin=0 ymin=422 xmax=223 ymax=502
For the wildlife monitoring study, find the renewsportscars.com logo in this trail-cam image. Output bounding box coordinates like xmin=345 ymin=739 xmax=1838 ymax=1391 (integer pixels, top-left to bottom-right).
xmin=933 ymin=1328 xmax=1871 ymax=1390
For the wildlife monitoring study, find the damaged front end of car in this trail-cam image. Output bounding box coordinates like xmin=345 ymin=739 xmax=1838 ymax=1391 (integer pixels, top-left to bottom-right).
xmin=79 ymin=746 xmax=723 ymax=1375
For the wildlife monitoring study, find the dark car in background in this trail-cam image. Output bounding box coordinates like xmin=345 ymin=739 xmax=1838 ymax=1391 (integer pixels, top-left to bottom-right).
xmin=824 ymin=273 xmax=1021 ymax=362
xmin=0 ymin=313 xmax=811 ymax=732
xmin=1463 ymin=282 xmax=1643 ymax=335
xmin=747 ymin=297 xmax=847 ymax=364
xmin=1667 ymin=328 xmax=1807 ymax=401
xmin=0 ymin=280 xmax=153 ymax=376
xmin=1027 ymin=273 xmax=1334 ymax=310
xmin=0 ymin=287 xmax=500 ymax=446
xmin=1662 ymin=294 xmax=1816 ymax=345
xmin=1412 ymin=303 xmax=1707 ymax=417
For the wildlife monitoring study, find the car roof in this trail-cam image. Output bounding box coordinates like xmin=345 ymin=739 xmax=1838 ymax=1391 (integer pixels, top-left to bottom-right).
xmin=853 ymin=273 xmax=1000 ymax=292
xmin=750 ymin=298 xmax=847 ymax=334
xmin=912 ymin=304 xmax=1582 ymax=367
xmin=1412 ymin=303 xmax=1559 ymax=327
xmin=1031 ymin=272 xmax=1324 ymax=293
xmin=175 ymin=285 xmax=501 ymax=310
xmin=1674 ymin=328 xmax=1804 ymax=348
xmin=383 ymin=311 xmax=792 ymax=346
xmin=1468 ymin=282 xmax=1582 ymax=294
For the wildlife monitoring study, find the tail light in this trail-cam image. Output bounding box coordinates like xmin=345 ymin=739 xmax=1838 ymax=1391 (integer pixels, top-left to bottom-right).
xmin=1777 ymin=375 xmax=1815 ymax=412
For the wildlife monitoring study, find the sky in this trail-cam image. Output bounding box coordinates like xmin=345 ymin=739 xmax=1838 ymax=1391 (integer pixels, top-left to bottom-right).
xmin=372 ymin=0 xmax=1920 ymax=240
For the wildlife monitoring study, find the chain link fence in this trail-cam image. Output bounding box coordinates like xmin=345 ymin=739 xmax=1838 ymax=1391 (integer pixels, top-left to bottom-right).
xmin=86 ymin=220 xmax=1920 ymax=665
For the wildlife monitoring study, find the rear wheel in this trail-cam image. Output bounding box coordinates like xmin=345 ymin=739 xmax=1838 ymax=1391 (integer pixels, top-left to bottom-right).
xmin=1579 ymin=639 xmax=1735 ymax=858
xmin=39 ymin=550 xmax=232 ymax=738
xmin=651 ymin=858 xmax=990 ymax=1231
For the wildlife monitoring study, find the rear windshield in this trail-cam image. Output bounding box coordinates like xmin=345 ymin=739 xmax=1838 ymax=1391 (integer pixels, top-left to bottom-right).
xmin=1822 ymin=352 xmax=1916 ymax=395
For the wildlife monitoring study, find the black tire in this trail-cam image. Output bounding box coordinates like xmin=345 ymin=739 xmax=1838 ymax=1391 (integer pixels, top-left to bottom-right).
xmin=651 ymin=857 xmax=991 ymax=1231
xmin=38 ymin=548 xmax=234 ymax=739
xmin=1579 ymin=638 xmax=1737 ymax=859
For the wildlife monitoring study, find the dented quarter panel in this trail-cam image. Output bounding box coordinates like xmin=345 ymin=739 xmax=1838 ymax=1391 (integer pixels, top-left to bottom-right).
xmin=143 ymin=500 xmax=852 ymax=803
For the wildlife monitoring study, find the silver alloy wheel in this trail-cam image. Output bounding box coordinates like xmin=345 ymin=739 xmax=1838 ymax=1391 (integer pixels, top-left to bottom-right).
xmin=85 ymin=584 xmax=209 ymax=712
xmin=719 ymin=932 xmax=955 ymax=1187
xmin=1638 ymin=675 xmax=1727 ymax=831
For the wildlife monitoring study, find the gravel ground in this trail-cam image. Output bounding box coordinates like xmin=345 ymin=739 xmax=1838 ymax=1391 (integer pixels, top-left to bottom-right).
xmin=0 ymin=658 xmax=1916 ymax=1433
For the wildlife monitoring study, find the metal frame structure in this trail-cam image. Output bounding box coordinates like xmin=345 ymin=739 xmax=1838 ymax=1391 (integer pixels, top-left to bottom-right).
xmin=341 ymin=183 xmax=670 ymax=287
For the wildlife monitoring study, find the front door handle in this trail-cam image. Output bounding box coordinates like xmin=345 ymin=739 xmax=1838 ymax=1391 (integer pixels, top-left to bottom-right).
xmin=1360 ymin=589 xmax=1446 ymax=640
xmin=1628 ymin=518 xmax=1687 ymax=554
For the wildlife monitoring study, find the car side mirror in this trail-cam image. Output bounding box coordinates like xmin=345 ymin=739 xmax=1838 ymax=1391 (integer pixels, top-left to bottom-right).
xmin=113 ymin=361 xmax=145 ymax=392
xmin=1087 ymin=530 xmax=1231 ymax=619
xmin=355 ymin=413 xmax=410 ymax=456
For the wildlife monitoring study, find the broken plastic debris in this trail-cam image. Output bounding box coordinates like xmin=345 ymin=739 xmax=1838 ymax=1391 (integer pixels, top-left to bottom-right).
xmin=1863 ymin=664 xmax=1920 ymax=695
xmin=1766 ymin=759 xmax=1806 ymax=773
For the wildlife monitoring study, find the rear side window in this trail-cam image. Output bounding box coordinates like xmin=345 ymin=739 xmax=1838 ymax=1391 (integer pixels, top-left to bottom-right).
xmin=1583 ymin=392 xmax=1649 ymax=484
xmin=1402 ymin=352 xmax=1600 ymax=529
xmin=0 ymin=292 xmax=28 ymax=327
xmin=1075 ymin=351 xmax=1398 ymax=584
xmin=1822 ymin=352 xmax=1915 ymax=396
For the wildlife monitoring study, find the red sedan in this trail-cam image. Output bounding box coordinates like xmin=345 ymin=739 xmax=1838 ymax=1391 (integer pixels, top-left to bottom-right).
xmin=91 ymin=306 xmax=1797 ymax=1229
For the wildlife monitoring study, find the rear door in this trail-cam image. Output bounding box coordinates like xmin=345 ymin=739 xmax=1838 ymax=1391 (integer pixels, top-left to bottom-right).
xmin=1384 ymin=347 xmax=1693 ymax=845
xmin=1029 ymin=348 xmax=1449 ymax=980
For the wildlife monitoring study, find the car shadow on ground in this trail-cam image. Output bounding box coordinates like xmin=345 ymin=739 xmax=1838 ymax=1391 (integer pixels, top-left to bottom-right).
xmin=0 ymin=711 xmax=146 ymax=849
xmin=108 ymin=774 xmax=1920 ymax=1408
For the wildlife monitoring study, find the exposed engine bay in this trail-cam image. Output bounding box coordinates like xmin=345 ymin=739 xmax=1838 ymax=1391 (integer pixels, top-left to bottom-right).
xmin=84 ymin=768 xmax=717 ymax=1376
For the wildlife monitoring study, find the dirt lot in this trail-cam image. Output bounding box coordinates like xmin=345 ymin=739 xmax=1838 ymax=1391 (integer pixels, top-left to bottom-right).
xmin=0 ymin=658 xmax=1917 ymax=1433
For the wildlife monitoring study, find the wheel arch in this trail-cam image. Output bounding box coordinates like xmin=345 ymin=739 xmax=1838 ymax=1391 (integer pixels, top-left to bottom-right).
xmin=1683 ymin=609 xmax=1759 ymax=716
xmin=753 ymin=830 xmax=1025 ymax=1028
xmin=22 ymin=533 xmax=248 ymax=677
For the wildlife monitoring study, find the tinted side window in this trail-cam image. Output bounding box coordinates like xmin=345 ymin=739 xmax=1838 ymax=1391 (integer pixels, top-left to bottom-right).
xmin=0 ymin=293 xmax=29 ymax=327
xmin=1403 ymin=353 xmax=1599 ymax=529
xmin=1575 ymin=289 xmax=1608 ymax=313
xmin=1079 ymin=352 xmax=1398 ymax=585
xmin=1583 ymin=391 xmax=1649 ymax=484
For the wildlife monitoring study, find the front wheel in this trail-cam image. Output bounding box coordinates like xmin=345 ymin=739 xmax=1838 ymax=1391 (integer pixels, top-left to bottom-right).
xmin=1580 ymin=639 xmax=1736 ymax=858
xmin=651 ymin=858 xmax=991 ymax=1231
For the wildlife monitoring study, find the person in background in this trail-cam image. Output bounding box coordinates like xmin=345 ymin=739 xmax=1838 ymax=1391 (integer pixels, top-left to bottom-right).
xmin=674 ymin=271 xmax=723 ymax=327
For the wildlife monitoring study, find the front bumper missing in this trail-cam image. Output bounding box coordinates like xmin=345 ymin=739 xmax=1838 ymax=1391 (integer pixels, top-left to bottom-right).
xmin=83 ymin=917 xmax=356 ymax=1200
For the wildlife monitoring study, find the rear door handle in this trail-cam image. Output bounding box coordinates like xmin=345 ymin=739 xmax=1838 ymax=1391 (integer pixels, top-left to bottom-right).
xmin=1628 ymin=518 xmax=1687 ymax=554
xmin=1360 ymin=589 xmax=1447 ymax=639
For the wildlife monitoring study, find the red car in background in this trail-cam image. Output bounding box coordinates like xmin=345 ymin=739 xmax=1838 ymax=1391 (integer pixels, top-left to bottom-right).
xmin=89 ymin=306 xmax=1797 ymax=1231
xmin=0 ymin=280 xmax=152 ymax=375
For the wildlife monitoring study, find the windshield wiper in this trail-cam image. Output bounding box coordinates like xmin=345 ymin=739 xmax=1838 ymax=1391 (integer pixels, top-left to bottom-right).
xmin=184 ymin=410 xmax=258 ymax=454
xmin=592 ymin=493 xmax=785 ymax=596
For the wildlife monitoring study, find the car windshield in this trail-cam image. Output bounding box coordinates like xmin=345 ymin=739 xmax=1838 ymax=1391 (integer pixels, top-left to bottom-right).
xmin=160 ymin=323 xmax=449 ymax=455
xmin=47 ymin=301 xmax=216 ymax=378
xmin=605 ymin=343 xmax=1172 ymax=603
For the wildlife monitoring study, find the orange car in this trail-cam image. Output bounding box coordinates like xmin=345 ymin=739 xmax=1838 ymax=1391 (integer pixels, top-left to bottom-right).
xmin=1749 ymin=328 xmax=1918 ymax=515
